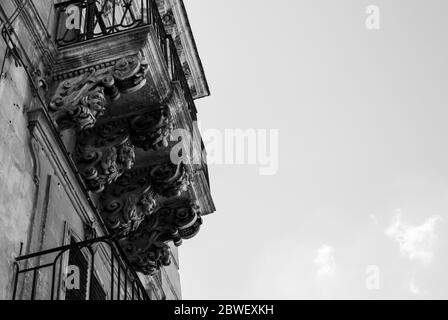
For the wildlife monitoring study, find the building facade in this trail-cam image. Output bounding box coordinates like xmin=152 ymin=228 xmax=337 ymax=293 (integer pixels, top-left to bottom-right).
xmin=0 ymin=0 xmax=214 ymax=300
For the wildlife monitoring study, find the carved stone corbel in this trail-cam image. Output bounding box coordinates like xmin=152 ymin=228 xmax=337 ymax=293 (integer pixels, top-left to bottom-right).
xmin=113 ymin=54 xmax=149 ymax=93
xmin=76 ymin=118 xmax=135 ymax=193
xmin=75 ymin=106 xmax=174 ymax=193
xmin=49 ymin=53 xmax=149 ymax=131
xmin=100 ymin=169 xmax=157 ymax=237
xmin=120 ymin=201 xmax=202 ymax=275
xmin=150 ymin=162 xmax=190 ymax=198
xmin=130 ymin=106 xmax=174 ymax=151
xmin=49 ymin=79 xmax=110 ymax=131
xmin=98 ymin=160 xmax=191 ymax=236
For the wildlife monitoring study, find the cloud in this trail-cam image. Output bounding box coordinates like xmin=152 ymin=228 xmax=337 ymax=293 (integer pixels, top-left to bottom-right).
xmin=314 ymin=245 xmax=336 ymax=277
xmin=385 ymin=212 xmax=442 ymax=265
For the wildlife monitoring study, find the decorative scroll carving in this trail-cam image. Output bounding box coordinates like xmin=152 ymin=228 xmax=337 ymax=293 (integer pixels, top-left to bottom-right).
xmin=100 ymin=170 xmax=157 ymax=237
xmin=113 ymin=54 xmax=149 ymax=93
xmin=150 ymin=162 xmax=190 ymax=198
xmin=49 ymin=75 xmax=110 ymax=130
xmin=178 ymin=216 xmax=203 ymax=240
xmin=75 ymin=106 xmax=174 ymax=192
xmin=162 ymin=9 xmax=175 ymax=27
xmin=98 ymin=159 xmax=192 ymax=236
xmin=76 ymin=119 xmax=135 ymax=193
xmin=120 ymin=201 xmax=201 ymax=275
xmin=130 ymin=106 xmax=174 ymax=151
xmin=49 ymin=53 xmax=149 ymax=130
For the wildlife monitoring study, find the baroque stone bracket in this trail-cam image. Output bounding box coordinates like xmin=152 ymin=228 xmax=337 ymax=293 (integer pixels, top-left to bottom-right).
xmin=76 ymin=106 xmax=174 ymax=193
xmin=49 ymin=53 xmax=149 ymax=131
xmin=100 ymin=170 xmax=157 ymax=237
xmin=120 ymin=200 xmax=202 ymax=275
xmin=149 ymin=161 xmax=190 ymax=198
xmin=99 ymin=162 xmax=191 ymax=237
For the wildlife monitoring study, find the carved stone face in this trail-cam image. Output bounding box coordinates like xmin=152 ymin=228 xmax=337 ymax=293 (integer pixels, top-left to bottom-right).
xmin=118 ymin=144 xmax=136 ymax=170
xmin=86 ymin=89 xmax=107 ymax=116
xmin=140 ymin=193 xmax=157 ymax=216
xmin=120 ymin=190 xmax=157 ymax=235
xmin=119 ymin=201 xmax=201 ymax=274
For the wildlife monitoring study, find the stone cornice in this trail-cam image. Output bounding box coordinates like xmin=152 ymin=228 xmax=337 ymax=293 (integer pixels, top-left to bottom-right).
xmin=51 ymin=26 xmax=151 ymax=79
xmin=168 ymin=83 xmax=216 ymax=215
xmin=50 ymin=26 xmax=173 ymax=105
xmin=158 ymin=0 xmax=210 ymax=99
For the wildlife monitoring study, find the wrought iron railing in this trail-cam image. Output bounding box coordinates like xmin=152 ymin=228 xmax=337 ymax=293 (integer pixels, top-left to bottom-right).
xmin=12 ymin=236 xmax=150 ymax=300
xmin=55 ymin=0 xmax=164 ymax=47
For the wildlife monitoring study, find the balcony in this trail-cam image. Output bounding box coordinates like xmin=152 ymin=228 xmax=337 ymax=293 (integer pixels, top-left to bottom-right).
xmin=51 ymin=0 xmax=198 ymax=123
xmin=44 ymin=0 xmax=213 ymax=279
xmin=52 ymin=0 xmax=168 ymax=84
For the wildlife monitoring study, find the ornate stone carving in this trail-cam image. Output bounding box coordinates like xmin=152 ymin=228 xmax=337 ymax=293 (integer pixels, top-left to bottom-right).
xmin=75 ymin=106 xmax=174 ymax=192
xmin=98 ymin=158 xmax=192 ymax=236
xmin=49 ymin=74 xmax=111 ymax=130
xmin=49 ymin=53 xmax=149 ymax=130
xmin=113 ymin=54 xmax=149 ymax=93
xmin=130 ymin=106 xmax=174 ymax=151
xmin=100 ymin=170 xmax=157 ymax=237
xmin=76 ymin=118 xmax=135 ymax=193
xmin=150 ymin=162 xmax=190 ymax=198
xmin=120 ymin=201 xmax=201 ymax=275
xmin=162 ymin=9 xmax=175 ymax=27
xmin=178 ymin=215 xmax=203 ymax=240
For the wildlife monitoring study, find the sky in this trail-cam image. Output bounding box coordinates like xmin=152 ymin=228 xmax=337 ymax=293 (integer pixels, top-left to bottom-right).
xmin=179 ymin=0 xmax=448 ymax=299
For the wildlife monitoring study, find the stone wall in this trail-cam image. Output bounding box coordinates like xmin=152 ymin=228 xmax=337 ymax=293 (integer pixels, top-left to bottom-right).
xmin=0 ymin=2 xmax=96 ymax=299
xmin=0 ymin=38 xmax=35 ymax=300
xmin=0 ymin=42 xmax=94 ymax=300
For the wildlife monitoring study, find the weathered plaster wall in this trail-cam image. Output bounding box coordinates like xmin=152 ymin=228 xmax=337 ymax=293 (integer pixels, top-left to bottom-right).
xmin=0 ymin=27 xmax=89 ymax=301
xmin=0 ymin=52 xmax=91 ymax=299
xmin=0 ymin=41 xmax=35 ymax=300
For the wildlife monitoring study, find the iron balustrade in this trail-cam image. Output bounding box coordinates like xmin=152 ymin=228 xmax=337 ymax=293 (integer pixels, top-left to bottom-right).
xmin=12 ymin=236 xmax=150 ymax=300
xmin=54 ymin=0 xmax=166 ymax=48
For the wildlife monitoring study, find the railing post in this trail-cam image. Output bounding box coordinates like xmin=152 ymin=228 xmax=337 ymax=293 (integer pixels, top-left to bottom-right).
xmin=86 ymin=0 xmax=96 ymax=39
